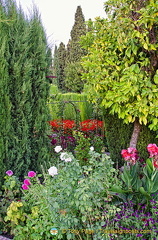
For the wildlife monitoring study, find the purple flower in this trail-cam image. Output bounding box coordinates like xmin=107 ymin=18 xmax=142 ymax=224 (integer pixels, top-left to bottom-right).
xmin=136 ymin=234 xmax=143 ymax=237
xmin=51 ymin=138 xmax=57 ymax=145
xmin=28 ymin=171 xmax=36 ymax=177
xmin=6 ymin=170 xmax=13 ymax=176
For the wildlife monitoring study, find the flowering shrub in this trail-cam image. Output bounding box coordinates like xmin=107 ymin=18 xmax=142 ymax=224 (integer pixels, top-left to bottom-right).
xmin=80 ymin=119 xmax=103 ymax=132
xmin=49 ymin=119 xmax=76 ymax=132
xmin=4 ymin=149 xmax=119 ymax=239
xmin=0 ymin=171 xmax=21 ymax=235
xmin=48 ymin=119 xmax=105 ymax=154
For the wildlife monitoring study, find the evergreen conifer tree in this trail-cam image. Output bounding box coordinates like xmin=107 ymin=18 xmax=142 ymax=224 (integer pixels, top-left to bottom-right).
xmin=4 ymin=0 xmax=32 ymax=176
xmin=0 ymin=3 xmax=11 ymax=185
xmin=54 ymin=42 xmax=66 ymax=91
xmin=0 ymin=0 xmax=52 ymax=178
xmin=26 ymin=9 xmax=51 ymax=172
xmin=64 ymin=6 xmax=87 ymax=92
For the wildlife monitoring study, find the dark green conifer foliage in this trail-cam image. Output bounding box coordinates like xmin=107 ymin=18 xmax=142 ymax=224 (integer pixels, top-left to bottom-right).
xmin=26 ymin=9 xmax=51 ymax=173
xmin=71 ymin=6 xmax=86 ymax=43
xmin=0 ymin=0 xmax=51 ymax=178
xmin=5 ymin=1 xmax=32 ymax=176
xmin=0 ymin=4 xmax=11 ymax=186
xmin=52 ymin=45 xmax=59 ymax=84
xmin=64 ymin=6 xmax=87 ymax=92
xmin=55 ymin=42 xmax=66 ymax=91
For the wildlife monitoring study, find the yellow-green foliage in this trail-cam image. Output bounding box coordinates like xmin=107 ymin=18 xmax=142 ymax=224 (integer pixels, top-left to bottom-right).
xmin=5 ymin=201 xmax=25 ymax=225
xmin=5 ymin=201 xmax=39 ymax=226
xmin=48 ymin=86 xmax=93 ymax=121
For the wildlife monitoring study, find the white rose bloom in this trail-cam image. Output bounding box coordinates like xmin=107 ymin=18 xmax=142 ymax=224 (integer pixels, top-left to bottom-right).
xmin=60 ymin=152 xmax=67 ymax=161
xmin=64 ymin=157 xmax=72 ymax=162
xmin=60 ymin=152 xmax=72 ymax=162
xmin=90 ymin=146 xmax=94 ymax=151
xmin=54 ymin=146 xmax=62 ymax=153
xmin=48 ymin=166 xmax=58 ymax=176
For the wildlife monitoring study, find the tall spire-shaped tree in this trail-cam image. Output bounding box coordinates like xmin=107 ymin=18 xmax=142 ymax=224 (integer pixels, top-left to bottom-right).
xmin=0 ymin=0 xmax=52 ymax=178
xmin=54 ymin=42 xmax=66 ymax=91
xmin=64 ymin=6 xmax=87 ymax=92
xmin=0 ymin=3 xmax=11 ymax=186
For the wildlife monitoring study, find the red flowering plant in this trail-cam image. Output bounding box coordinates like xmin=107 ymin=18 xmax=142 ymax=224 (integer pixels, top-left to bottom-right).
xmin=80 ymin=119 xmax=103 ymax=132
xmin=79 ymin=119 xmax=105 ymax=152
xmin=110 ymin=143 xmax=158 ymax=208
xmin=48 ymin=119 xmax=76 ymax=152
xmin=48 ymin=119 xmax=105 ymax=153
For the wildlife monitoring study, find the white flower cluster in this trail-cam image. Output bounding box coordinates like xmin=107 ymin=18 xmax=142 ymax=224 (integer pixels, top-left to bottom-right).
xmin=49 ymin=146 xmax=73 ymax=177
xmin=60 ymin=152 xmax=72 ymax=162
xmin=48 ymin=166 xmax=58 ymax=177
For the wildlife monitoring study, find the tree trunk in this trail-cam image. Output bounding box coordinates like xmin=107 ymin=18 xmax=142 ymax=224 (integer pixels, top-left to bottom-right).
xmin=129 ymin=118 xmax=141 ymax=148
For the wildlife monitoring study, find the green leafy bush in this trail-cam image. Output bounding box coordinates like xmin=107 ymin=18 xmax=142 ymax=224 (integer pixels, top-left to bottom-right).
xmin=4 ymin=149 xmax=119 ymax=239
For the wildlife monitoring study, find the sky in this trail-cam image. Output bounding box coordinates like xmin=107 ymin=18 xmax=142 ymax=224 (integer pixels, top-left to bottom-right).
xmin=16 ymin=0 xmax=106 ymax=49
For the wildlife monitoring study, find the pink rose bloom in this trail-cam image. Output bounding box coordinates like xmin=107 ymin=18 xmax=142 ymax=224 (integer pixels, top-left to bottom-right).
xmin=22 ymin=184 xmax=29 ymax=190
xmin=147 ymin=144 xmax=158 ymax=157
xmin=6 ymin=170 xmax=13 ymax=176
xmin=23 ymin=179 xmax=31 ymax=185
xmin=28 ymin=171 xmax=36 ymax=177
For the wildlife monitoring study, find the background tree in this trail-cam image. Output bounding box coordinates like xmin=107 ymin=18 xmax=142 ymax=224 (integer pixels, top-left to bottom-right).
xmin=54 ymin=42 xmax=66 ymax=91
xmin=64 ymin=6 xmax=87 ymax=92
xmin=81 ymin=0 xmax=158 ymax=160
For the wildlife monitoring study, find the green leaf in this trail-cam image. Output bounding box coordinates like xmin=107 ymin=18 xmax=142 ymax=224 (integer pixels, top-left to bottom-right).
xmin=139 ymin=187 xmax=149 ymax=197
xmin=53 ymin=202 xmax=59 ymax=209
xmin=151 ymin=172 xmax=158 ymax=193
xmin=110 ymin=185 xmax=126 ymax=193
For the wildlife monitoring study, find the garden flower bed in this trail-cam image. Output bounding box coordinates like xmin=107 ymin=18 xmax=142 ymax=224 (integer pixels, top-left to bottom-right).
xmin=48 ymin=119 xmax=106 ymax=156
xmin=1 ymin=144 xmax=158 ymax=239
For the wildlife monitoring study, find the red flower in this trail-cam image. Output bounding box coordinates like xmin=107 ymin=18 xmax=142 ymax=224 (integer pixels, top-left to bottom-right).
xmin=121 ymin=147 xmax=139 ymax=165
xmin=80 ymin=119 xmax=103 ymax=132
xmin=62 ymin=120 xmax=76 ymax=130
xmin=153 ymin=159 xmax=158 ymax=169
xmin=49 ymin=120 xmax=60 ymax=129
xmin=121 ymin=149 xmax=131 ymax=160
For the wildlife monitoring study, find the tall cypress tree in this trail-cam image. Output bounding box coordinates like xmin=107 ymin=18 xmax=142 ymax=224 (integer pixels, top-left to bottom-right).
xmin=4 ymin=0 xmax=32 ymax=176
xmin=0 ymin=0 xmax=52 ymax=177
xmin=27 ymin=8 xmax=51 ymax=172
xmin=0 ymin=3 xmax=11 ymax=185
xmin=64 ymin=6 xmax=87 ymax=92
xmin=54 ymin=42 xmax=66 ymax=91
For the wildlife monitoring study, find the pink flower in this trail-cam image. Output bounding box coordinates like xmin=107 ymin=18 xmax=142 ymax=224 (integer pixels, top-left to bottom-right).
xmin=23 ymin=179 xmax=31 ymax=185
xmin=22 ymin=184 xmax=29 ymax=190
xmin=28 ymin=171 xmax=36 ymax=177
xmin=147 ymin=144 xmax=158 ymax=158
xmin=127 ymin=147 xmax=137 ymax=154
xmin=6 ymin=170 xmax=13 ymax=176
